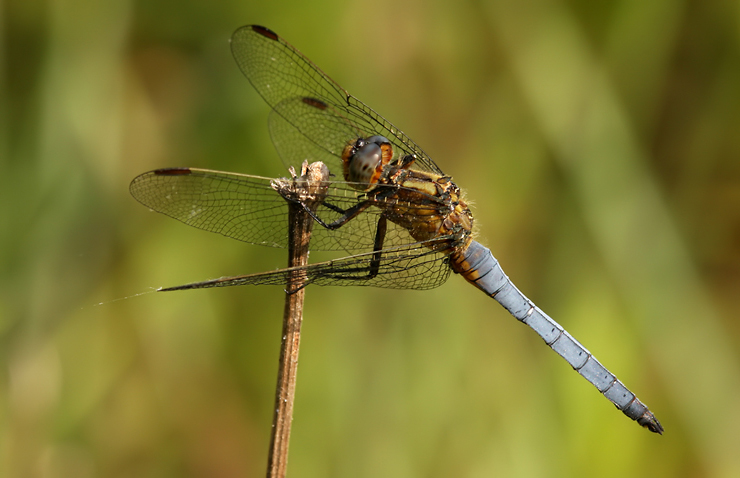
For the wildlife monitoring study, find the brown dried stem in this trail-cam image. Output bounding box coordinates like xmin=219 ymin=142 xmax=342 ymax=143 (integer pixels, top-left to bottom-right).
xmin=266 ymin=162 xmax=329 ymax=478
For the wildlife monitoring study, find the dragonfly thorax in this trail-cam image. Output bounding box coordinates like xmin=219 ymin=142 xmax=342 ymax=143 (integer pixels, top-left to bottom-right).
xmin=342 ymin=136 xmax=394 ymax=190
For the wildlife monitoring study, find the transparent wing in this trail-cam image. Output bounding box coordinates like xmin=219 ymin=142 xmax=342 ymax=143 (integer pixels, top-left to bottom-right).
xmin=268 ymin=97 xmax=357 ymax=172
xmin=159 ymin=239 xmax=454 ymax=291
xmin=230 ymin=25 xmax=444 ymax=176
xmin=130 ymin=167 xmax=444 ymax=253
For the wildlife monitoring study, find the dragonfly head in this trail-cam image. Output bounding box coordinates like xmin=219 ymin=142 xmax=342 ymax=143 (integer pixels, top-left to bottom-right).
xmin=342 ymin=135 xmax=393 ymax=190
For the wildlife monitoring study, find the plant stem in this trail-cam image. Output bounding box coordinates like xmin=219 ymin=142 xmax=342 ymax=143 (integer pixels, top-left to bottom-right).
xmin=266 ymin=162 xmax=329 ymax=478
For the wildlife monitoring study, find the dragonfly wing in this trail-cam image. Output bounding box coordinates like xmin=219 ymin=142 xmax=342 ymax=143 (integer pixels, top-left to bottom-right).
xmin=130 ymin=168 xmax=291 ymax=248
xmin=230 ymin=25 xmax=444 ymax=175
xmin=160 ymin=239 xmax=454 ymax=291
xmin=130 ymin=167 xmax=427 ymax=253
xmin=268 ymin=97 xmax=358 ymax=174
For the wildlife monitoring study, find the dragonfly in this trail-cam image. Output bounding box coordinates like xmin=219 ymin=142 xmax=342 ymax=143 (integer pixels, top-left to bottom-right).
xmin=130 ymin=25 xmax=663 ymax=434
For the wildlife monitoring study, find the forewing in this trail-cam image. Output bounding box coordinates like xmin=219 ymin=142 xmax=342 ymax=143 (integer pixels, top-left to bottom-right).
xmin=268 ymin=97 xmax=357 ymax=175
xmin=129 ymin=167 xmax=429 ymax=253
xmin=130 ymin=168 xmax=289 ymax=247
xmin=230 ymin=25 xmax=444 ymax=175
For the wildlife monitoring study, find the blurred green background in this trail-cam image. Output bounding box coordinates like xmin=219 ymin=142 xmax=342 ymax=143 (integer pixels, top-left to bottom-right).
xmin=2 ymin=0 xmax=739 ymax=476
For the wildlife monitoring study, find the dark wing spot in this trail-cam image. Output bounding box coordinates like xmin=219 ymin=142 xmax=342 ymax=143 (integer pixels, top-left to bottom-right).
xmin=302 ymin=97 xmax=328 ymax=110
xmin=153 ymin=168 xmax=192 ymax=176
xmin=252 ymin=25 xmax=278 ymax=41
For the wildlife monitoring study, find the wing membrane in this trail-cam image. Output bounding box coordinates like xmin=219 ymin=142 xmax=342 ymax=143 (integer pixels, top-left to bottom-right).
xmin=231 ymin=25 xmax=444 ymax=175
xmin=130 ymin=167 xmax=444 ymax=253
xmin=160 ymin=239 xmax=454 ymax=291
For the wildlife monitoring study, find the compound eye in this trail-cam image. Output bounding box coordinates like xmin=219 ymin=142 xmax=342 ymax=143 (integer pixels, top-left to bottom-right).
xmin=366 ymin=135 xmax=391 ymax=146
xmin=347 ymin=142 xmax=382 ymax=184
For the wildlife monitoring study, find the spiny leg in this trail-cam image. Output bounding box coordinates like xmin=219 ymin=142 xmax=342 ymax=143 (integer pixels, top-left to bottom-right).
xmin=368 ymin=215 xmax=387 ymax=279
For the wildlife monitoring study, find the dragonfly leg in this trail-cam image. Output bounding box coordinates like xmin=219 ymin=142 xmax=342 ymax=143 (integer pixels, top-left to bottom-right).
xmin=299 ymin=183 xmax=401 ymax=231
xmin=368 ymin=215 xmax=387 ymax=278
xmin=322 ymin=201 xmax=348 ymax=215
xmin=396 ymin=153 xmax=417 ymax=169
xmin=300 ymin=199 xmax=374 ymax=230
xmin=283 ymin=276 xmax=315 ymax=295
xmin=299 ymin=215 xmax=389 ymax=283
